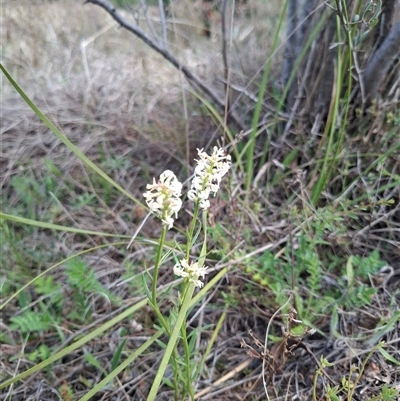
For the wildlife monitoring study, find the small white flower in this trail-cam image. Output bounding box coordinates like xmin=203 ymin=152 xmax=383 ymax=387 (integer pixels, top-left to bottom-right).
xmin=190 ymin=279 xmax=204 ymax=288
xmin=188 ymin=147 xmax=231 ymax=210
xmin=143 ymin=170 xmax=182 ymax=229
xmin=173 ymin=259 xmax=209 ymax=288
xmin=173 ymin=263 xmax=189 ymax=278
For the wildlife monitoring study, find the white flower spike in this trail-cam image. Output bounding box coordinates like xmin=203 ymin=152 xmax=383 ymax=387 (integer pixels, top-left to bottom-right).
xmin=188 ymin=147 xmax=231 ymax=210
xmin=173 ymin=259 xmax=209 ymax=288
xmin=143 ymin=170 xmax=182 ymax=229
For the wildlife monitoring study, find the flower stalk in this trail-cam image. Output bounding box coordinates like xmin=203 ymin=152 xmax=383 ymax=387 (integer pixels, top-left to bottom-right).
xmin=140 ymin=147 xmax=231 ymax=401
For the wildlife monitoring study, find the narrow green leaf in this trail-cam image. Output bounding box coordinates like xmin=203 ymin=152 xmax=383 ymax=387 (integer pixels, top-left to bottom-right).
xmin=367 ymin=312 xmax=400 ymax=346
xmin=78 ymin=331 xmax=162 ymax=401
xmin=0 ymin=299 xmax=148 ymax=389
xmin=146 ymin=282 xmax=196 ymax=401
xmin=111 ymin=339 xmax=127 ymax=372
xmin=84 ymin=352 xmax=107 ymax=376
xmin=0 ymin=63 xmax=142 ymax=207
xmin=346 ymin=256 xmax=354 ymax=287
xmin=0 ymin=212 xmax=130 ymax=238
xmin=377 ymin=346 xmax=400 ymax=366
xmin=245 ymin=0 xmax=289 ymax=191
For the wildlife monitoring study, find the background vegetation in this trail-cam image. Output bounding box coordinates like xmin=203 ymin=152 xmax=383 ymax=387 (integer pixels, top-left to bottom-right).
xmin=1 ymin=0 xmax=399 ymax=400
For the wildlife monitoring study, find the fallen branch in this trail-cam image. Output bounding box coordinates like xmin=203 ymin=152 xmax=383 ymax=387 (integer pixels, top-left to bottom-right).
xmin=85 ymin=0 xmax=245 ymax=129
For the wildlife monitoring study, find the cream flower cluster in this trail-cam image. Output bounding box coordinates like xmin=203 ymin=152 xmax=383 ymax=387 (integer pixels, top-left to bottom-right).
xmin=143 ymin=170 xmax=182 ymax=229
xmin=173 ymin=259 xmax=209 ymax=288
xmin=187 ymin=147 xmax=231 ymax=210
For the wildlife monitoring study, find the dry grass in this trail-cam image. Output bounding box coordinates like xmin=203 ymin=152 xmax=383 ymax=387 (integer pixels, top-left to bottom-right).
xmin=1 ymin=1 xmax=400 ymax=400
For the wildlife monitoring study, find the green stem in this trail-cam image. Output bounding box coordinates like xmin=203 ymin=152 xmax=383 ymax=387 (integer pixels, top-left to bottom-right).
xmin=152 ymin=227 xmax=167 ymax=305
xmin=148 ymin=226 xmax=181 ymax=396
xmin=181 ymin=324 xmax=194 ymax=399
xmin=347 ymin=342 xmax=380 ymax=401
xmin=325 ymin=0 xmax=353 ymax=199
xmin=177 ymin=200 xmax=201 ymax=399
xmin=186 ymin=201 xmax=201 ymax=260
xmin=149 ymin=299 xmax=188 ymax=399
xmin=147 ymin=282 xmax=196 ymax=401
xmin=311 ymin=14 xmax=343 ymax=205
xmin=312 ymin=369 xmax=320 ymax=401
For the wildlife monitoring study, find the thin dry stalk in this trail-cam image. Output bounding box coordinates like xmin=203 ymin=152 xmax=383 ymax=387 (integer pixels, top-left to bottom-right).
xmin=85 ymin=0 xmax=245 ymax=129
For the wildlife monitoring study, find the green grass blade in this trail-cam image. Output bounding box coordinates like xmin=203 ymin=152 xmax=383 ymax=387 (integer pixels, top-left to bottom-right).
xmin=78 ymin=332 xmax=162 ymax=401
xmin=245 ymin=0 xmax=289 ymax=191
xmin=0 ymin=212 xmax=130 ymax=238
xmin=366 ymin=312 xmax=400 ymax=346
xmin=311 ymin=15 xmax=343 ymax=204
xmin=110 ymin=339 xmax=127 ymax=372
xmin=146 ymin=282 xmax=196 ymax=401
xmin=0 ymin=266 xmax=227 ymax=391
xmin=271 ymin=148 xmax=298 ymax=186
xmin=377 ymin=345 xmax=400 ymax=366
xmin=0 ymin=63 xmax=143 ymax=207
xmin=279 ymin=11 xmax=331 ymax=113
xmin=0 ymin=298 xmax=149 ymax=389
xmin=199 ymin=310 xmax=226 ymax=370
xmin=187 ymin=88 xmax=242 ymax=171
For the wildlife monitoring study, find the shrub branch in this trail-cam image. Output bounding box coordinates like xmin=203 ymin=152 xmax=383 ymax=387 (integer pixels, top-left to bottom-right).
xmin=85 ymin=0 xmax=245 ymax=129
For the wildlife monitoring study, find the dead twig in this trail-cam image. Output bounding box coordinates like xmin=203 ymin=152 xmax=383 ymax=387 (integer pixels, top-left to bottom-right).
xmin=221 ymin=0 xmax=230 ymax=120
xmin=157 ymin=0 xmax=167 ymax=50
xmin=85 ymin=0 xmax=245 ymax=130
xmin=140 ymin=0 xmax=159 ymax=41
